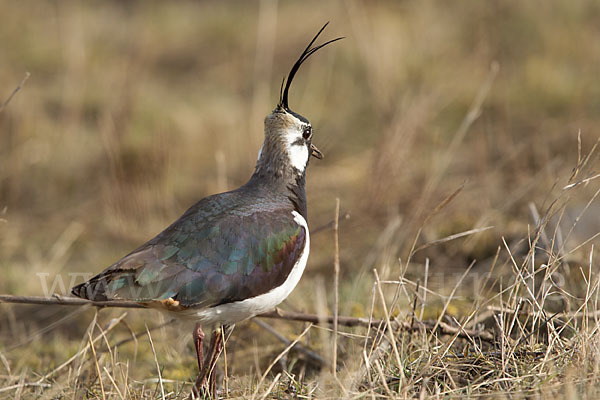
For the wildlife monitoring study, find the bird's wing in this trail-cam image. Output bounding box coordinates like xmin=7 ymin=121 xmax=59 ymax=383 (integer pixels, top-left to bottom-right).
xmin=72 ymin=199 xmax=306 ymax=310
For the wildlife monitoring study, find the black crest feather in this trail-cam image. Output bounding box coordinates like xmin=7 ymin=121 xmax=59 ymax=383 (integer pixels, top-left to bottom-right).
xmin=279 ymin=22 xmax=343 ymax=111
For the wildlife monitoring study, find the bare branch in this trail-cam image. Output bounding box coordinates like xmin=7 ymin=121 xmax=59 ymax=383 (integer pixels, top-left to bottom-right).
xmin=0 ymin=294 xmax=144 ymax=308
xmin=0 ymin=294 xmax=496 ymax=342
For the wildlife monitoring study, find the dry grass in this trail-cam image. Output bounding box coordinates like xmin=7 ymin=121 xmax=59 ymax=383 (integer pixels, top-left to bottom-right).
xmin=2 ymin=1 xmax=600 ymax=398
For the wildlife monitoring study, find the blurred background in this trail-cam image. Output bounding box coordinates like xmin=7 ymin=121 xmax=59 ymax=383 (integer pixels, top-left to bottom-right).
xmin=2 ymin=0 xmax=600 ymax=395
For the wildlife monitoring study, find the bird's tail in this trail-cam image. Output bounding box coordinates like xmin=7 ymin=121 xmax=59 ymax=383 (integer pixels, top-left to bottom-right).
xmin=71 ymin=273 xmax=111 ymax=301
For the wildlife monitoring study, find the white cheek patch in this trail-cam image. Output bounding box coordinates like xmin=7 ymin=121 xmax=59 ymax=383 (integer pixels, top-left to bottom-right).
xmin=284 ymin=130 xmax=309 ymax=172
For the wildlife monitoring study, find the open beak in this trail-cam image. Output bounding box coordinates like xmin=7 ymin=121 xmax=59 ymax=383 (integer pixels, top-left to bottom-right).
xmin=310 ymin=143 xmax=324 ymax=159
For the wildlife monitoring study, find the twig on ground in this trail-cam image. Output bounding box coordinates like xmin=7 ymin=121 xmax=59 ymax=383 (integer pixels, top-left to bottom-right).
xmin=0 ymin=294 xmax=145 ymax=308
xmin=0 ymin=382 xmax=51 ymax=394
xmin=251 ymin=324 xmax=313 ymax=400
xmin=0 ymin=294 xmax=496 ymax=342
xmin=253 ymin=319 xmax=328 ymax=367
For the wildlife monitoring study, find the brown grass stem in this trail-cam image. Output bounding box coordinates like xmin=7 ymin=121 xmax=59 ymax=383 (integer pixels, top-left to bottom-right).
xmin=251 ymin=324 xmax=313 ymax=400
xmin=145 ymin=324 xmax=166 ymax=400
xmin=0 ymin=72 xmax=30 ymax=113
xmin=87 ymin=331 xmax=106 ymax=400
xmin=332 ymin=197 xmax=340 ymax=377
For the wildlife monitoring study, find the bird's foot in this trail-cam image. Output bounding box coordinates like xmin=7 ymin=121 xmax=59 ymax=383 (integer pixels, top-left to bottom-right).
xmin=190 ymin=371 xmax=219 ymax=399
xmin=190 ymin=377 xmax=211 ymax=399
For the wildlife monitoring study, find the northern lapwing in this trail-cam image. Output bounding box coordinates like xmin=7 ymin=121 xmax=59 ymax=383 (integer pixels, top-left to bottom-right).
xmin=72 ymin=23 xmax=342 ymax=397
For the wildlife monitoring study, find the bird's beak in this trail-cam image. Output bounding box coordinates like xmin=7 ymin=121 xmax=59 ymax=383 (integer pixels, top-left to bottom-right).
xmin=310 ymin=143 xmax=324 ymax=159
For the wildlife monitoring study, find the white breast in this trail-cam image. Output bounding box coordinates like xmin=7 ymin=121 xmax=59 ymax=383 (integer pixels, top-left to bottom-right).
xmin=187 ymin=211 xmax=310 ymax=326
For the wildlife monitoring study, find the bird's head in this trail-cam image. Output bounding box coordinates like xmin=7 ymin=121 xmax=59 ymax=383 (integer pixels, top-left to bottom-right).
xmin=256 ymin=23 xmax=342 ymax=178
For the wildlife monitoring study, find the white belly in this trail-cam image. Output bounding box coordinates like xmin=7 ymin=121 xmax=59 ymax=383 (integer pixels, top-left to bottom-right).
xmin=178 ymin=210 xmax=310 ymax=326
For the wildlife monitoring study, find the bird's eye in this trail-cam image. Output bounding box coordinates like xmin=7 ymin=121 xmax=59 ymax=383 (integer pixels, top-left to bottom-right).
xmin=302 ymin=126 xmax=312 ymax=140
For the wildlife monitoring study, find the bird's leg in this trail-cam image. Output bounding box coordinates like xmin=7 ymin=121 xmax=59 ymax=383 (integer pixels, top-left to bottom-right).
xmin=206 ymin=325 xmax=234 ymax=395
xmin=205 ymin=328 xmax=223 ymax=396
xmin=192 ymin=327 xmax=222 ymax=398
xmin=193 ymin=323 xmax=205 ymax=375
xmin=191 ymin=323 xmax=208 ymax=398
xmin=191 ymin=325 xmax=234 ymax=398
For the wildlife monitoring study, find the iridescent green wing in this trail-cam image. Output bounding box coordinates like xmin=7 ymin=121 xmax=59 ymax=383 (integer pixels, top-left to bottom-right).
xmin=75 ymin=196 xmax=306 ymax=309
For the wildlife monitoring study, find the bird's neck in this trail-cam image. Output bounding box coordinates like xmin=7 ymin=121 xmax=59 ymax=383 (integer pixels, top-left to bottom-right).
xmin=245 ymin=145 xmax=308 ymax=219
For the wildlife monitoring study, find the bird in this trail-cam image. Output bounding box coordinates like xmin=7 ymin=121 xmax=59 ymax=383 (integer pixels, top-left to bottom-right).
xmin=71 ymin=23 xmax=342 ymax=397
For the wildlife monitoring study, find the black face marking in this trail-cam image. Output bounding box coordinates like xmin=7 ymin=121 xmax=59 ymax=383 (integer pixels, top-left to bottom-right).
xmin=292 ymin=138 xmax=305 ymax=146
